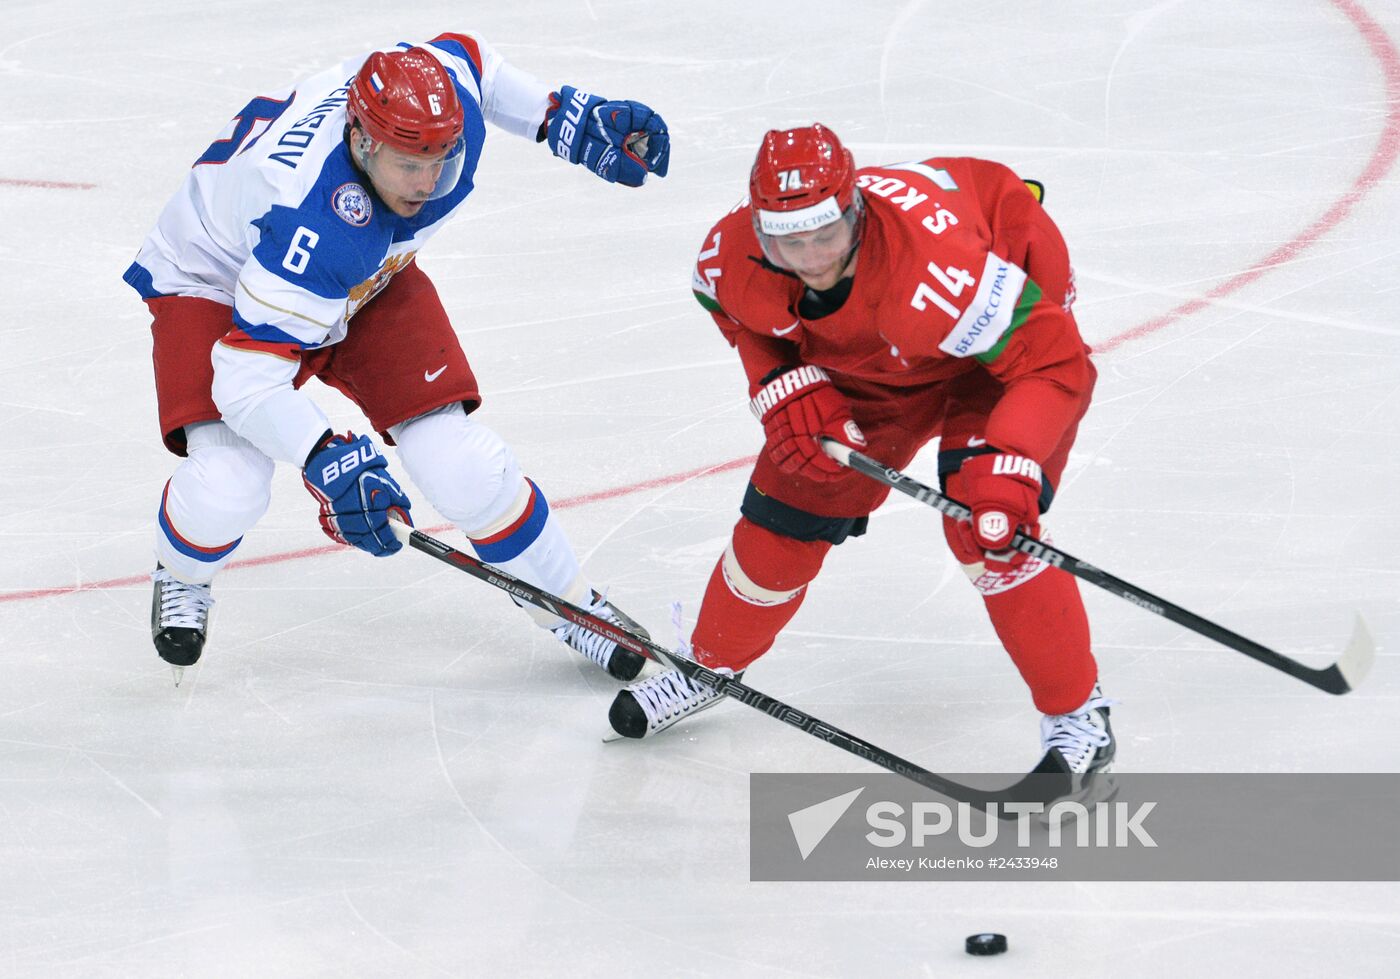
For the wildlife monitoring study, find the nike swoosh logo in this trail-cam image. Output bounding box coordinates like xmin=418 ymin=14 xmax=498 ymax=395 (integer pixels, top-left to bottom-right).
xmin=424 ymin=365 xmax=448 ymax=382
xmin=772 ymin=320 xmax=800 ymax=337
xmin=967 ymin=436 xmax=987 ymax=447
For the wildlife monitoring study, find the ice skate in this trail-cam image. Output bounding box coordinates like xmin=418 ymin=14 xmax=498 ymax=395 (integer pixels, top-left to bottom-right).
xmin=150 ymin=565 xmax=213 ymax=685
xmin=1040 ymin=684 xmax=1117 ymax=807
xmin=552 ymin=591 xmax=649 ymax=680
xmin=606 ymin=662 xmax=735 ymax=740
xmin=1040 ymin=684 xmax=1116 ymax=774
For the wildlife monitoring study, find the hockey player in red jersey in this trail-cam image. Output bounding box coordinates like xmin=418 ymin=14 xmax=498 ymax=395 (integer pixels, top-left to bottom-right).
xmin=608 ymin=124 xmax=1115 ymax=776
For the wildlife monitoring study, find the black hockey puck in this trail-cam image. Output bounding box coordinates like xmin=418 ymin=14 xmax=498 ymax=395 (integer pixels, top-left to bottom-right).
xmin=965 ymin=933 xmax=1008 ymax=956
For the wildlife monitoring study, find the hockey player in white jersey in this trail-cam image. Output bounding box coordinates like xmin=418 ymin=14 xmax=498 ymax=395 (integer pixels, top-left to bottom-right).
xmin=125 ymin=34 xmax=671 ymax=683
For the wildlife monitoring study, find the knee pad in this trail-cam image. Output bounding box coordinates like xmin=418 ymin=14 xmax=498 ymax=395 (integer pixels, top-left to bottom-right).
xmin=943 ymin=515 xmax=1054 ymax=596
xmin=958 ymin=556 xmax=1054 ymax=596
xmin=391 ymin=405 xmax=523 ymax=533
xmin=723 ymin=517 xmax=831 ymax=606
xmin=157 ymin=422 xmax=273 ymax=580
xmin=938 ymin=465 xmax=1055 ymax=596
xmin=393 ymin=406 xmax=586 ymax=625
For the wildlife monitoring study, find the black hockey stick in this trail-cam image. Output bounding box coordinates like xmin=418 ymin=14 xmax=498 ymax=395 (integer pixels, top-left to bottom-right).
xmin=822 ymin=440 xmax=1374 ymax=695
xmin=388 ymin=519 xmax=1073 ymax=808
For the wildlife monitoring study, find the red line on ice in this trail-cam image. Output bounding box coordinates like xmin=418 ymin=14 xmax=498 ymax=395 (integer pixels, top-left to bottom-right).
xmin=6 ymin=0 xmax=1398 ymax=604
xmin=0 ymin=177 xmax=98 ymax=190
xmin=0 ymin=456 xmax=757 ymax=604
xmin=1095 ymin=0 xmax=1400 ymax=353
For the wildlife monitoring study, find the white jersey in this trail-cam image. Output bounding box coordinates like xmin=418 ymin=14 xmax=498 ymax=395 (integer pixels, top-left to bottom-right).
xmin=125 ymin=32 xmax=552 ymax=465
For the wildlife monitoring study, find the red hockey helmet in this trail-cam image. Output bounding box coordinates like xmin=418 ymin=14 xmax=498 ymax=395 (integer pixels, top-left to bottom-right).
xmin=347 ymin=47 xmax=464 ymax=157
xmin=748 ymin=124 xmax=864 ymax=270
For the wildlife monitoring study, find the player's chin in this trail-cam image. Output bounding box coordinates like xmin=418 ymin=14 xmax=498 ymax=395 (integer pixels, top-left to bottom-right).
xmin=798 ymin=266 xmax=843 ymax=290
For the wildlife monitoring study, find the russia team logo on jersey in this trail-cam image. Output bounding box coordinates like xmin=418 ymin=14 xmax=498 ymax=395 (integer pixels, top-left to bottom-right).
xmin=332 ymin=183 xmax=373 ymax=226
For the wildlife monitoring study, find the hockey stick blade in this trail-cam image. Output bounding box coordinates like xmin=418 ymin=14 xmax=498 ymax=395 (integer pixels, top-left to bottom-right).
xmin=822 ymin=440 xmax=1376 ymax=695
xmin=388 ymin=519 xmax=1073 ymax=809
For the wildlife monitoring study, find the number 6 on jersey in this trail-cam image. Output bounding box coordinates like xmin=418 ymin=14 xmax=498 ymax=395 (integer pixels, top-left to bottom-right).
xmin=282 ymin=226 xmax=320 ymax=275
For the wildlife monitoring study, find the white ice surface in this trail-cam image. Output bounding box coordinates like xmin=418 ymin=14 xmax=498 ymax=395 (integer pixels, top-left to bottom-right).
xmin=3 ymin=1 xmax=1398 ymax=976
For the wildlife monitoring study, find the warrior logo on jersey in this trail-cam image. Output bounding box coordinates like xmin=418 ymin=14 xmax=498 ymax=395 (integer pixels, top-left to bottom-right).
xmin=331 ymin=183 xmax=373 ymax=226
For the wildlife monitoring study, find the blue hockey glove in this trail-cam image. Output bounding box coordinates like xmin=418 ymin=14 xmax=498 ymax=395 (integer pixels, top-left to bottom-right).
xmin=302 ymin=433 xmax=412 ymax=557
xmin=545 ymin=85 xmax=670 ymax=187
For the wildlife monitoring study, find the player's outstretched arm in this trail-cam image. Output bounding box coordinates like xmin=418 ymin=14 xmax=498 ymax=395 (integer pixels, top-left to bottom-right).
xmin=424 ymin=33 xmax=668 ymax=184
xmin=543 ymin=85 xmax=670 ymax=186
xmin=302 ymin=433 xmax=413 ymax=557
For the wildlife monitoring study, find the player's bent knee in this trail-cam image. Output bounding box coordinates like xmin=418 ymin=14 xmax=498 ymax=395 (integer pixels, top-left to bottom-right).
xmin=158 ymin=430 xmax=274 ymax=581
xmin=721 ymin=542 xmax=802 ymax=606
xmin=176 ymin=430 xmax=275 ymax=538
xmin=725 ymin=517 xmax=830 ymax=605
xmin=942 ymin=513 xmax=983 ymax=566
xmin=951 ymin=522 xmax=1056 ymax=598
xmin=392 ymin=405 xmax=522 ymax=531
xmin=961 ymin=558 xmax=1054 ymax=596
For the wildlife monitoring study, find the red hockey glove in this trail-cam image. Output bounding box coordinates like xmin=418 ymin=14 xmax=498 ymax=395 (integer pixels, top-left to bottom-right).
xmin=954 ymin=452 xmax=1043 ymax=570
xmin=749 ymin=365 xmax=866 ymax=482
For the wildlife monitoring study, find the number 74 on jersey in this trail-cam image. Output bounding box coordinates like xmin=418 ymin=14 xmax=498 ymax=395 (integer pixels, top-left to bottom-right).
xmin=911 ymin=262 xmax=976 ymax=319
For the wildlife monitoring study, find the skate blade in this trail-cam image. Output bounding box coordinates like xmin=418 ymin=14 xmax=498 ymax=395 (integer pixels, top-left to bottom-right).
xmin=1038 ymin=769 xmax=1119 ymax=822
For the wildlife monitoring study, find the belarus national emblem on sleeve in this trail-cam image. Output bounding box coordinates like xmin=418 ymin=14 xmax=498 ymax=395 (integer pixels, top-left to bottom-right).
xmin=332 ymin=182 xmax=374 ymax=226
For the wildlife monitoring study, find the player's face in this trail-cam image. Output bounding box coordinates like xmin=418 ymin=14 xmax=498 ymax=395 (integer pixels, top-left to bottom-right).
xmin=771 ymin=219 xmax=856 ymax=290
xmin=364 ymin=143 xmax=450 ymax=217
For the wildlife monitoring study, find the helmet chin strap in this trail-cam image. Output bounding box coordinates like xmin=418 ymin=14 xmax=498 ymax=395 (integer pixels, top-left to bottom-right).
xmin=810 ymin=189 xmax=865 ymax=287
xmin=835 ymin=234 xmax=862 ymax=283
xmin=819 ymin=205 xmax=865 ymax=288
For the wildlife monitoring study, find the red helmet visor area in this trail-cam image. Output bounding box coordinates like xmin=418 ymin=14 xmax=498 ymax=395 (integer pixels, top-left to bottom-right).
xmin=748 ymin=123 xmax=863 ymax=273
xmin=753 ymin=196 xmax=864 ymax=274
xmin=358 ymin=137 xmax=467 ymax=203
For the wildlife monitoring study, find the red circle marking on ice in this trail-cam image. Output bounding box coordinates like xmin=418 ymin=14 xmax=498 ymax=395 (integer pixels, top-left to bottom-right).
xmin=1094 ymin=0 xmax=1400 ymax=353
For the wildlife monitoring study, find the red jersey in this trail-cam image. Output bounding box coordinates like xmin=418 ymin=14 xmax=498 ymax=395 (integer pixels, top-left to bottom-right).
xmin=691 ymin=157 xmax=1094 ymax=464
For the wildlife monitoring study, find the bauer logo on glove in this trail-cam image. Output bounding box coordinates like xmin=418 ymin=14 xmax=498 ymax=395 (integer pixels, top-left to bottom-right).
xmin=302 ymin=432 xmax=413 ymax=558
xmin=545 ymin=85 xmax=671 ymax=187
xmin=317 ymin=440 xmax=379 ymax=483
